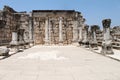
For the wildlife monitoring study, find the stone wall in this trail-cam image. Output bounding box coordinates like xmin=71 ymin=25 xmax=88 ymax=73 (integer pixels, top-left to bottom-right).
xmin=32 ymin=10 xmax=84 ymax=45
xmin=0 ymin=6 xmax=19 ymax=46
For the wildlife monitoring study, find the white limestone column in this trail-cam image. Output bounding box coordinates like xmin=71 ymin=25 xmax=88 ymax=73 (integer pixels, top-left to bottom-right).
xmin=45 ymin=18 xmax=49 ymax=44
xmin=84 ymin=29 xmax=87 ymax=42
xmin=78 ymin=25 xmax=82 ymax=41
xmin=29 ymin=18 xmax=32 ymax=41
xmin=93 ymin=31 xmax=97 ymax=42
xmin=73 ymin=21 xmax=78 ymax=42
xmin=101 ymin=19 xmax=114 ymax=54
xmin=48 ymin=19 xmax=51 ymax=44
xmin=104 ymin=28 xmax=110 ymax=41
xmin=28 ymin=16 xmax=35 ymax=46
xmin=59 ymin=17 xmax=63 ymax=42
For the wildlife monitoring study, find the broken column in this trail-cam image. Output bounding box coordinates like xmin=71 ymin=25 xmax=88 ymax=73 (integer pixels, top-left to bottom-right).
xmin=9 ymin=31 xmax=19 ymax=53
xmin=89 ymin=25 xmax=99 ymax=50
xmin=82 ymin=25 xmax=89 ymax=48
xmin=59 ymin=17 xmax=63 ymax=45
xmin=101 ymin=19 xmax=114 ymax=54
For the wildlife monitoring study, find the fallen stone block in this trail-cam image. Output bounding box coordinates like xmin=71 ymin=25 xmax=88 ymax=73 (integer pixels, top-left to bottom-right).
xmin=0 ymin=46 xmax=9 ymax=56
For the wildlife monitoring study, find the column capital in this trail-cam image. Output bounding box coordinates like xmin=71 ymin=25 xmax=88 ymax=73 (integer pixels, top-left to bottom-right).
xmin=91 ymin=25 xmax=99 ymax=32
xmin=102 ymin=19 xmax=111 ymax=28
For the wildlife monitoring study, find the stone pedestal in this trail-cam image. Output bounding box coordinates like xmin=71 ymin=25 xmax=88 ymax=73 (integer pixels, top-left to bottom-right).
xmin=82 ymin=25 xmax=89 ymax=48
xmin=10 ymin=31 xmax=19 ymax=53
xmin=101 ymin=19 xmax=114 ymax=54
xmin=89 ymin=25 xmax=99 ymax=50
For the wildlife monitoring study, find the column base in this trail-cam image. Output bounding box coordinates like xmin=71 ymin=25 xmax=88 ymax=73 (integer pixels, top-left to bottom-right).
xmin=44 ymin=43 xmax=49 ymax=46
xmin=89 ymin=42 xmax=98 ymax=50
xmin=101 ymin=41 xmax=114 ymax=55
xmin=82 ymin=40 xmax=89 ymax=48
xmin=25 ymin=43 xmax=30 ymax=49
xmin=9 ymin=45 xmax=19 ymax=53
xmin=72 ymin=40 xmax=79 ymax=46
xmin=9 ymin=41 xmax=19 ymax=53
xmin=18 ymin=41 xmax=25 ymax=51
xmin=78 ymin=39 xmax=83 ymax=46
xmin=58 ymin=41 xmax=63 ymax=46
xmin=29 ymin=40 xmax=34 ymax=47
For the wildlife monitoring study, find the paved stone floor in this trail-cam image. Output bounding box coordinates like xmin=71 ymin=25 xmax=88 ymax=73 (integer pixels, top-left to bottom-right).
xmin=0 ymin=45 xmax=120 ymax=80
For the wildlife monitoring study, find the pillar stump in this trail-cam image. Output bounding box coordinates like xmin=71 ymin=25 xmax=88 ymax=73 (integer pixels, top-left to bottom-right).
xmin=82 ymin=25 xmax=89 ymax=48
xmin=101 ymin=19 xmax=114 ymax=54
xmin=18 ymin=29 xmax=25 ymax=50
xmin=89 ymin=25 xmax=99 ymax=50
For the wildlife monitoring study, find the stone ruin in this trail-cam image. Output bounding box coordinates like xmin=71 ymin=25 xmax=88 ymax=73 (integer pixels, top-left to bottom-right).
xmin=101 ymin=19 xmax=114 ymax=54
xmin=0 ymin=6 xmax=34 ymax=55
xmin=0 ymin=6 xmax=85 ymax=56
xmin=0 ymin=5 xmax=120 ymax=56
xmin=32 ymin=10 xmax=84 ymax=45
xmin=82 ymin=24 xmax=89 ymax=48
xmin=89 ymin=25 xmax=99 ymax=50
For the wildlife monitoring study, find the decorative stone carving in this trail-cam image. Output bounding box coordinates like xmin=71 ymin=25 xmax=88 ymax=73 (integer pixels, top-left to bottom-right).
xmin=90 ymin=25 xmax=99 ymax=50
xmin=82 ymin=24 xmax=89 ymax=48
xmin=101 ymin=19 xmax=114 ymax=54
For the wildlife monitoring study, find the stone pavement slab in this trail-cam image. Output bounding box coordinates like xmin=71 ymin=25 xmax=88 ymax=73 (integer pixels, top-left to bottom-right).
xmin=0 ymin=45 xmax=120 ymax=80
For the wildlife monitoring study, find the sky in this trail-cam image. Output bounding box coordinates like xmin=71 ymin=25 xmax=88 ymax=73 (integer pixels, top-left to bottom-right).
xmin=0 ymin=0 xmax=120 ymax=28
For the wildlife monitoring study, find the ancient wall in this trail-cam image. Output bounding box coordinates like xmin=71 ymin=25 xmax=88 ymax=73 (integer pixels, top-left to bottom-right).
xmin=32 ymin=10 xmax=84 ymax=45
xmin=0 ymin=6 xmax=19 ymax=46
xmin=0 ymin=6 xmax=85 ymax=46
xmin=0 ymin=6 xmax=30 ymax=46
